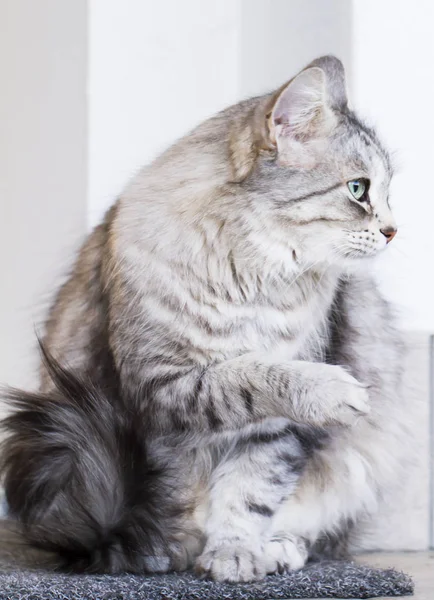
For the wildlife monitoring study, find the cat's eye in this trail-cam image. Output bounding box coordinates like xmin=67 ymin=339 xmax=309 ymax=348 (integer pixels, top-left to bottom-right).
xmin=347 ymin=178 xmax=370 ymax=202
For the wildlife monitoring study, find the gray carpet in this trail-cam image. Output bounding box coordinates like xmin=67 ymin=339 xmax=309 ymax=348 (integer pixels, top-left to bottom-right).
xmin=0 ymin=522 xmax=414 ymax=599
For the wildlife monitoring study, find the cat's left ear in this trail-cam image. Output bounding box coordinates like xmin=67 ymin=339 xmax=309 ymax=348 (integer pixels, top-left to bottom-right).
xmin=308 ymin=55 xmax=348 ymax=111
xmin=269 ymin=55 xmax=348 ymax=166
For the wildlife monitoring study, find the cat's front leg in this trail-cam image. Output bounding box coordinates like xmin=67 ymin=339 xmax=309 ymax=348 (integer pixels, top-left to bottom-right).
xmin=149 ymin=355 xmax=370 ymax=431
xmin=195 ymin=418 xmax=319 ymax=582
xmin=191 ymin=359 xmax=370 ymax=582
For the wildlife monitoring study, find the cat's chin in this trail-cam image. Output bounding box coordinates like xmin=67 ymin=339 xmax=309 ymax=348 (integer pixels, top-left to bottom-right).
xmin=299 ymin=252 xmax=375 ymax=273
xmin=328 ymin=246 xmax=386 ymax=267
xmin=339 ymin=255 xmax=377 ymax=275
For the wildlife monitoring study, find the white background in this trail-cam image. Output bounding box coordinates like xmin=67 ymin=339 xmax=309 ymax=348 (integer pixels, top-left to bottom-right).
xmin=352 ymin=0 xmax=434 ymax=332
xmin=1 ymin=0 xmax=434 ymax=389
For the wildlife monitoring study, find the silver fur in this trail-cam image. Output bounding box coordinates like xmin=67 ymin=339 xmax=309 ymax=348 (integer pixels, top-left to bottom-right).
xmin=5 ymin=56 xmax=411 ymax=582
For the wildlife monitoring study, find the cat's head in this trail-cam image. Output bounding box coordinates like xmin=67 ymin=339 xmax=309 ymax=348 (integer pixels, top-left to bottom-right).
xmin=234 ymin=56 xmax=396 ymax=270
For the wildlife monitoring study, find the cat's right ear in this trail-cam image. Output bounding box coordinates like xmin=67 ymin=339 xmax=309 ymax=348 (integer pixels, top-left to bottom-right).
xmin=229 ymin=59 xmax=346 ymax=180
xmin=268 ymin=66 xmax=338 ymax=168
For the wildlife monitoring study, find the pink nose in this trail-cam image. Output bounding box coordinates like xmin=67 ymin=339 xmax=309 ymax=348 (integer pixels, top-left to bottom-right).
xmin=380 ymin=227 xmax=397 ymax=244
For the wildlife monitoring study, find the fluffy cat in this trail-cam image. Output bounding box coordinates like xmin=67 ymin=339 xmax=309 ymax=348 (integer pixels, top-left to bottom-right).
xmin=0 ymin=56 xmax=409 ymax=582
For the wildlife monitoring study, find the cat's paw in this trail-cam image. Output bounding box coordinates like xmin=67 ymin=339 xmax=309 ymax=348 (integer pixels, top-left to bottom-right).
xmin=299 ymin=363 xmax=370 ymax=427
xmin=264 ymin=534 xmax=308 ymax=574
xmin=195 ymin=544 xmax=266 ymax=582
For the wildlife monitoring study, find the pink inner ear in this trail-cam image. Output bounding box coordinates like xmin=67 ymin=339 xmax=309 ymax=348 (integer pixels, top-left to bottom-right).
xmin=276 ymin=123 xmax=293 ymax=138
xmin=272 ymin=67 xmax=327 ymax=139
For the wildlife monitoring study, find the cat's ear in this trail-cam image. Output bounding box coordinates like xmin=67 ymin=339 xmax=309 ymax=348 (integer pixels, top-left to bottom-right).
xmin=229 ymin=56 xmax=348 ymax=180
xmin=269 ymin=56 xmax=348 ymax=167
xmin=270 ymin=67 xmax=331 ymax=143
xmin=307 ymin=55 xmax=348 ymax=111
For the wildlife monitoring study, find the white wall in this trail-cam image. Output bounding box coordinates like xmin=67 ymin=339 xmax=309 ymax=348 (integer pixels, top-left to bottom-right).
xmin=239 ymin=0 xmax=352 ymax=97
xmin=0 ymin=0 xmax=88 ymax=390
xmin=88 ymin=0 xmax=354 ymax=228
xmin=352 ymin=0 xmax=434 ymax=331
xmin=88 ymin=0 xmax=240 ymax=228
xmin=0 ymin=0 xmax=354 ymax=390
xmin=2 ymin=0 xmax=433 ymax=366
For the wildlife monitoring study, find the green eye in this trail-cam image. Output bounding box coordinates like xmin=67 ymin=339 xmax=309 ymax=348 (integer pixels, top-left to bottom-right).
xmin=348 ymin=178 xmax=369 ymax=201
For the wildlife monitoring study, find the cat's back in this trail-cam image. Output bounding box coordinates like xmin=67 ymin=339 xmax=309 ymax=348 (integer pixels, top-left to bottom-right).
xmin=41 ymin=207 xmax=116 ymax=389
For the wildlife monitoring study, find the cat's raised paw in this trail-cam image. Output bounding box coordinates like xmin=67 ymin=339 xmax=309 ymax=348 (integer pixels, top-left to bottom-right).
xmin=300 ymin=363 xmax=370 ymax=427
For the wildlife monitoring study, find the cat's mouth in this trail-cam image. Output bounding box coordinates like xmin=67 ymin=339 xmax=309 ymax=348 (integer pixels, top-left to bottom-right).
xmin=339 ymin=227 xmax=395 ymax=259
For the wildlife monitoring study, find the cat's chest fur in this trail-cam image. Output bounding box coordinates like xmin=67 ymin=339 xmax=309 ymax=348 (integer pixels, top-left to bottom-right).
xmin=188 ymin=267 xmax=339 ymax=364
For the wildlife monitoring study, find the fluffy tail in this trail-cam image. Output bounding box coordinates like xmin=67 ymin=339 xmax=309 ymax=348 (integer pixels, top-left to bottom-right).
xmin=0 ymin=346 xmax=173 ymax=573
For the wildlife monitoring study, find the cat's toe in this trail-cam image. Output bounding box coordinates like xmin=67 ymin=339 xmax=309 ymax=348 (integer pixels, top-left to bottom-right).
xmin=264 ymin=534 xmax=307 ymax=575
xmin=196 ymin=544 xmax=265 ymax=582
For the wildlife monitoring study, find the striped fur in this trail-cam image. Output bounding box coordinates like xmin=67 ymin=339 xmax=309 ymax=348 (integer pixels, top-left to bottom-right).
xmin=1 ymin=56 xmax=410 ymax=582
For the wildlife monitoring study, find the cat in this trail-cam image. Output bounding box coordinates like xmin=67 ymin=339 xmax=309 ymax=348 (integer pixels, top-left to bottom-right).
xmin=0 ymin=55 xmax=410 ymax=582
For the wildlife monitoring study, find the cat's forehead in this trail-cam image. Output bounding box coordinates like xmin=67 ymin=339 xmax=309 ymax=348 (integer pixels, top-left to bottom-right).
xmin=330 ymin=113 xmax=393 ymax=195
xmin=340 ymin=113 xmax=393 ymax=184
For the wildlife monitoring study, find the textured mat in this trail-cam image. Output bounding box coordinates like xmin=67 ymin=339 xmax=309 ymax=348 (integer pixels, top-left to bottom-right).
xmin=0 ymin=522 xmax=414 ymax=599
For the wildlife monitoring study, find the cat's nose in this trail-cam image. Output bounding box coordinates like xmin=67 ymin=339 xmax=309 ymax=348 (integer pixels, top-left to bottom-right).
xmin=380 ymin=226 xmax=397 ymax=244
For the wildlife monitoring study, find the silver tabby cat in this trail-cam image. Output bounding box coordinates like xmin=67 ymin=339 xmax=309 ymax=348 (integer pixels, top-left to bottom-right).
xmin=1 ymin=56 xmax=409 ymax=582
